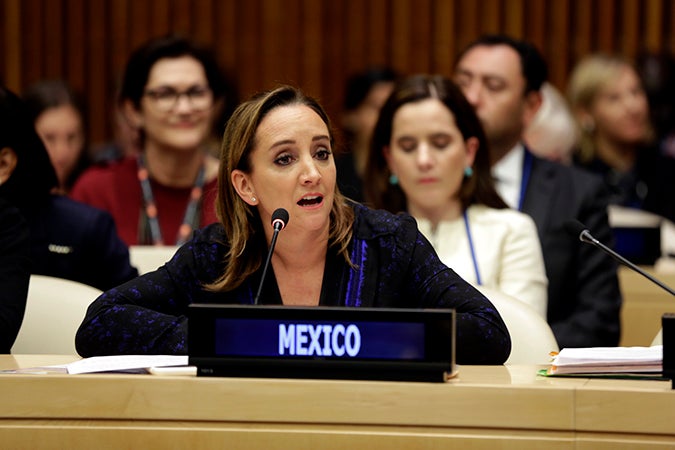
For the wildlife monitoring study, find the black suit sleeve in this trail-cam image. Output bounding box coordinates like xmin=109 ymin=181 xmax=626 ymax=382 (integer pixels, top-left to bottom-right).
xmin=0 ymin=200 xmax=31 ymax=353
xmin=76 ymin=224 xmax=225 ymax=357
xmin=549 ymin=171 xmax=622 ymax=348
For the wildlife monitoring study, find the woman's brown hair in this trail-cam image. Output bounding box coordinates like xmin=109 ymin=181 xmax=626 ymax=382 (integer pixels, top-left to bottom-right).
xmin=364 ymin=74 xmax=507 ymax=213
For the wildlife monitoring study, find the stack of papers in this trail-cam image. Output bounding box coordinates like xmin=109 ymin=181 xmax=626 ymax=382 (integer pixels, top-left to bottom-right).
xmin=547 ymin=346 xmax=662 ymax=376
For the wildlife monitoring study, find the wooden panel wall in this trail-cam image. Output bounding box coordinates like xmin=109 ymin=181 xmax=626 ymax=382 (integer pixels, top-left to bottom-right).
xmin=2 ymin=0 xmax=673 ymax=146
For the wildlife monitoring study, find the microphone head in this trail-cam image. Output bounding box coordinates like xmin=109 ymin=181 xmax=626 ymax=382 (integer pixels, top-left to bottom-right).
xmin=271 ymin=208 xmax=289 ymax=231
xmin=563 ymin=219 xmax=597 ymax=244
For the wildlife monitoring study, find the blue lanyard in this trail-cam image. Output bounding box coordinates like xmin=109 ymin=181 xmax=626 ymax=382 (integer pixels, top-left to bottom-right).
xmin=517 ymin=150 xmax=533 ymax=211
xmin=463 ymin=210 xmax=482 ymax=286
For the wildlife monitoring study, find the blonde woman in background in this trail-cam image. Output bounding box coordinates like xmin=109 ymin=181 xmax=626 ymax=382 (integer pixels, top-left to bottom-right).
xmin=568 ymin=54 xmax=675 ymax=223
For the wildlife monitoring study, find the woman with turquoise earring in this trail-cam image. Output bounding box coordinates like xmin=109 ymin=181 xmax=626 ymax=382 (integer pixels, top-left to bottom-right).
xmin=365 ymin=74 xmax=548 ymax=319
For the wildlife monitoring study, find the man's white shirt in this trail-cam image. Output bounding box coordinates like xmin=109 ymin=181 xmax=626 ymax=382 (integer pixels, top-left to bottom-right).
xmin=492 ymin=143 xmax=525 ymax=209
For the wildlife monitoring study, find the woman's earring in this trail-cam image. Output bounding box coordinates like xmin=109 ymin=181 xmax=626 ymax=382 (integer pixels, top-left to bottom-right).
xmin=464 ymin=166 xmax=474 ymax=178
xmin=389 ymin=174 xmax=398 ymax=185
xmin=251 ymin=196 xmax=257 ymax=203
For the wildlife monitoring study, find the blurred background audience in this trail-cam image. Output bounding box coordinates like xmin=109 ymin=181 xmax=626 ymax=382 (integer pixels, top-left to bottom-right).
xmin=365 ymin=74 xmax=548 ymax=317
xmin=0 ymin=85 xmax=138 ymax=291
xmin=90 ymin=98 xmax=141 ymax=164
xmin=636 ymin=51 xmax=675 ymax=160
xmin=336 ymin=67 xmax=398 ymax=203
xmin=567 ymin=53 xmax=675 ymax=224
xmin=523 ymin=82 xmax=576 ymax=165
xmin=23 ymin=80 xmax=91 ymax=194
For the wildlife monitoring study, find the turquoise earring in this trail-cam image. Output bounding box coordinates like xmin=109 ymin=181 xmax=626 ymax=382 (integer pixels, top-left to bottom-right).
xmin=464 ymin=167 xmax=474 ymax=178
xmin=389 ymin=174 xmax=399 ymax=185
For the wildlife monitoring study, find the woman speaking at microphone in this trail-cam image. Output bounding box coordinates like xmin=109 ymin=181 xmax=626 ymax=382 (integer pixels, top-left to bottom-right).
xmin=76 ymin=85 xmax=511 ymax=364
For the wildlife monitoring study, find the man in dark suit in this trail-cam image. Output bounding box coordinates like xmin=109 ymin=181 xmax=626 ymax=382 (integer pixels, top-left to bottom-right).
xmin=454 ymin=35 xmax=622 ymax=348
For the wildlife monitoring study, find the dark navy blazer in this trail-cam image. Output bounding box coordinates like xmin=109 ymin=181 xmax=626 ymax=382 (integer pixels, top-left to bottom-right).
xmin=26 ymin=195 xmax=138 ymax=291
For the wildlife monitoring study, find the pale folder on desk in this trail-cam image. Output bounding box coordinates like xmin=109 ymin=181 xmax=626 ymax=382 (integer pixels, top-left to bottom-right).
xmin=548 ymin=346 xmax=662 ymax=375
xmin=66 ymin=355 xmax=189 ymax=374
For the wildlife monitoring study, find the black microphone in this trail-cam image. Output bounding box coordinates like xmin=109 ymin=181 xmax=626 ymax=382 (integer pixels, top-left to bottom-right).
xmin=254 ymin=208 xmax=290 ymax=305
xmin=565 ymin=220 xmax=675 ymax=296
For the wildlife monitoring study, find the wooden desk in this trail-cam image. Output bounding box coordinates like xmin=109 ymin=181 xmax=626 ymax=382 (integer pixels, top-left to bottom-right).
xmin=619 ymin=266 xmax=675 ymax=346
xmin=1 ymin=355 xmax=674 ymax=449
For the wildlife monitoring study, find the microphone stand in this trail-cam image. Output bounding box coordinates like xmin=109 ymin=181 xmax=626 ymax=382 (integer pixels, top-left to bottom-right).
xmin=580 ymin=230 xmax=675 ymax=296
xmin=254 ymin=226 xmax=281 ymax=305
xmin=577 ymin=225 xmax=675 ymax=388
xmin=253 ymin=208 xmax=289 ymax=305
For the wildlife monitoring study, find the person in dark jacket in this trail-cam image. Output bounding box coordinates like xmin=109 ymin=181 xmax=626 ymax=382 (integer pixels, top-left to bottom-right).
xmin=454 ymin=35 xmax=622 ymax=348
xmin=0 ymin=85 xmax=138 ymax=291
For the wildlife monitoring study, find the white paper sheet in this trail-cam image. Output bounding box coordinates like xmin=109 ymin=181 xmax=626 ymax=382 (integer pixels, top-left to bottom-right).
xmin=65 ymin=355 xmax=189 ymax=374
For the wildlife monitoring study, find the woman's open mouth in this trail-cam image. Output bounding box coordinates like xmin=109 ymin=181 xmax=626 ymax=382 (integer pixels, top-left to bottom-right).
xmin=297 ymin=195 xmax=324 ymax=207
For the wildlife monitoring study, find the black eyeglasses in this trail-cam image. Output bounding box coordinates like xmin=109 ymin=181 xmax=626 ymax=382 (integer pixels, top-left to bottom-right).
xmin=143 ymin=86 xmax=213 ymax=111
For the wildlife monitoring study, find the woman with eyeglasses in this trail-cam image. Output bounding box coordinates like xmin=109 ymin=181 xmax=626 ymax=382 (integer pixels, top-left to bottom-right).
xmin=71 ymin=35 xmax=230 ymax=246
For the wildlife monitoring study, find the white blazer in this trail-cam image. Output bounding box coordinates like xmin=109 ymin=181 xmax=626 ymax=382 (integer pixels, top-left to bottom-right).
xmin=415 ymin=204 xmax=548 ymax=319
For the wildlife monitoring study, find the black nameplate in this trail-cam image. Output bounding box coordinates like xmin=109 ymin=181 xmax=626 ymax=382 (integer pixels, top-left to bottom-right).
xmin=188 ymin=304 xmax=456 ymax=382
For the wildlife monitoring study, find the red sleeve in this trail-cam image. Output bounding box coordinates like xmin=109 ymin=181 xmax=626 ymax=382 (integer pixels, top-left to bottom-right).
xmin=70 ymin=157 xmax=142 ymax=246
